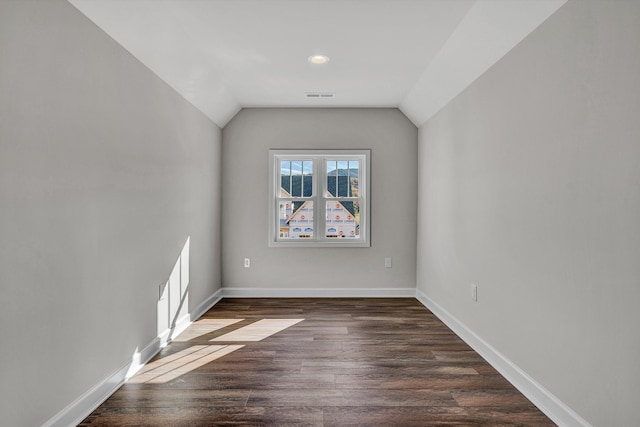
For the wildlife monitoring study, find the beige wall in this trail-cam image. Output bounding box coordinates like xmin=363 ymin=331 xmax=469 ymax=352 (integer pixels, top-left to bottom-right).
xmin=417 ymin=1 xmax=640 ymax=425
xmin=0 ymin=1 xmax=222 ymax=425
xmin=222 ymin=108 xmax=417 ymax=292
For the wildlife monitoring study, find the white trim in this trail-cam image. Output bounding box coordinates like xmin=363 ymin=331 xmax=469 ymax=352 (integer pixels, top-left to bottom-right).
xmin=159 ymin=288 xmax=224 ymax=345
xmin=269 ymin=149 xmax=371 ymax=248
xmin=125 ymin=338 xmax=162 ymax=381
xmin=190 ymin=288 xmax=224 ymax=321
xmin=42 ymin=338 xmax=160 ymax=427
xmin=42 ymin=288 xmax=224 ymax=427
xmin=157 ymin=313 xmax=197 ymax=349
xmin=222 ymin=287 xmax=416 ymax=298
xmin=415 ymin=289 xmax=591 ymax=427
xmin=161 ymin=288 xmax=224 ymax=345
xmin=165 ymin=313 xmax=191 ymax=344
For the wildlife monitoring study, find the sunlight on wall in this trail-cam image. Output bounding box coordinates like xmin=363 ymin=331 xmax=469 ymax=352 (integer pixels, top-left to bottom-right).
xmin=124 ymin=346 xmax=142 ymax=379
xmin=142 ymin=239 xmax=308 ymax=386
xmin=157 ymin=237 xmax=190 ymax=338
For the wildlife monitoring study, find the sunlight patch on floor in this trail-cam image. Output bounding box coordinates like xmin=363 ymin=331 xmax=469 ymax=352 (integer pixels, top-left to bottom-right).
xmin=211 ymin=318 xmax=304 ymax=342
xmin=128 ymin=318 xmax=304 ymax=384
xmin=128 ymin=345 xmax=244 ymax=384
xmin=172 ymin=318 xmax=245 ymax=342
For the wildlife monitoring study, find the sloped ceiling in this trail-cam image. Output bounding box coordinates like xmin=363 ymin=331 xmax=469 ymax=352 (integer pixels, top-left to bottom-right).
xmin=68 ymin=0 xmax=566 ymax=128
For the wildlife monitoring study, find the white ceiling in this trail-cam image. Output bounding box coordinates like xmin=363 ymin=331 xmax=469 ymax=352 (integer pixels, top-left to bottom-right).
xmin=68 ymin=0 xmax=566 ymax=128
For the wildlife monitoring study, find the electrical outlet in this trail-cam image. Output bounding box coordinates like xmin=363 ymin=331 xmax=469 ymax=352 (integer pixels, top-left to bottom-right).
xmin=384 ymin=257 xmax=392 ymax=268
xmin=244 ymin=258 xmax=251 ymax=268
xmin=471 ymin=284 xmax=478 ymax=302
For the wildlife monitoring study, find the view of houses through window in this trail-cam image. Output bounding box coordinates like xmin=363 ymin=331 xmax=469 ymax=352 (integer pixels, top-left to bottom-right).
xmin=279 ymin=159 xmax=315 ymax=239
xmin=271 ymin=151 xmax=369 ymax=246
xmin=324 ymin=159 xmax=360 ymax=239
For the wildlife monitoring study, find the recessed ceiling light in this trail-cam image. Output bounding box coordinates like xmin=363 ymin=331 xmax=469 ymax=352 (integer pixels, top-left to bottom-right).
xmin=308 ymin=55 xmax=329 ymax=65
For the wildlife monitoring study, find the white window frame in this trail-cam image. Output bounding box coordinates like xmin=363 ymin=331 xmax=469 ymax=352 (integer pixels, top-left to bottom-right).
xmin=268 ymin=149 xmax=371 ymax=247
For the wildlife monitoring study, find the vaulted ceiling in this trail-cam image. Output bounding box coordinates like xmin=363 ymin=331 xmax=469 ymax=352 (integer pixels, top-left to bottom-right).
xmin=68 ymin=0 xmax=566 ymax=128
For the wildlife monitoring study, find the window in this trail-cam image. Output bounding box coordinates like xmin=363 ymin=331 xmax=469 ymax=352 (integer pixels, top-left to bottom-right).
xmin=269 ymin=149 xmax=370 ymax=247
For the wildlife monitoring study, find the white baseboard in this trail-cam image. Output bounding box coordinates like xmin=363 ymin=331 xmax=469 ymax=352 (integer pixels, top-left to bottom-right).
xmin=156 ymin=313 xmax=190 ymax=347
xmin=415 ymin=289 xmax=590 ymax=427
xmin=163 ymin=288 xmax=224 ymax=344
xmin=42 ymin=288 xmax=224 ymax=427
xmin=222 ymin=287 xmax=416 ymax=298
xmin=191 ymin=288 xmax=224 ymax=320
xmin=42 ymin=337 xmax=160 ymax=427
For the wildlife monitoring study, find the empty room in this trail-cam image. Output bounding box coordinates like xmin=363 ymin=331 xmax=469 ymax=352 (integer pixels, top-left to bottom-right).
xmin=1 ymin=0 xmax=638 ymax=426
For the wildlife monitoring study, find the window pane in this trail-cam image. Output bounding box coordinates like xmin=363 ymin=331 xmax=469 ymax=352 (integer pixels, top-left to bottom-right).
xmin=326 ymin=159 xmax=359 ymax=198
xmin=279 ymin=200 xmax=313 ymax=239
xmin=326 ymin=200 xmax=360 ymax=238
xmin=280 ymin=160 xmax=312 ymax=197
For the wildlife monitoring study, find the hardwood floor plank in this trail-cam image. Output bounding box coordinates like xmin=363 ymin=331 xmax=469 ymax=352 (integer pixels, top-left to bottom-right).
xmin=322 ymin=406 xmax=473 ymax=427
xmin=95 ymin=389 xmax=251 ymax=408
xmin=80 ymin=407 xmax=324 ymax=427
xmin=452 ymin=390 xmax=538 ymax=408
xmin=246 ymin=388 xmax=457 ymax=408
xmin=334 ymin=374 xmax=519 ymax=391
xmin=81 ymin=298 xmax=555 ymax=426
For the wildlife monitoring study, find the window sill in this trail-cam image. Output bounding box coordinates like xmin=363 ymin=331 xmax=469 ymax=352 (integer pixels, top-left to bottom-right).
xmin=269 ymin=240 xmax=370 ymax=248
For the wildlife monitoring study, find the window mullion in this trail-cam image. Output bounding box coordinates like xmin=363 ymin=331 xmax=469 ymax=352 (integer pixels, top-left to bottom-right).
xmin=349 ymin=159 xmax=353 ymax=198
xmin=316 ymin=157 xmax=323 ymax=242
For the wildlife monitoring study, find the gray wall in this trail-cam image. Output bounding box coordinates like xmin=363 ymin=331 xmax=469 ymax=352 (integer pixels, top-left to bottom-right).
xmin=417 ymin=1 xmax=640 ymax=425
xmin=0 ymin=1 xmax=222 ymax=426
xmin=222 ymin=108 xmax=417 ymax=291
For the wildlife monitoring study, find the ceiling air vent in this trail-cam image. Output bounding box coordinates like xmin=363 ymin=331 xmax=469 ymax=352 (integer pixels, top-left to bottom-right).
xmin=305 ymin=92 xmax=335 ymax=99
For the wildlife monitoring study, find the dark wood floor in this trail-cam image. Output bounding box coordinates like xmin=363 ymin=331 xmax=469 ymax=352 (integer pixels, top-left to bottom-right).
xmin=80 ymin=298 xmax=555 ymax=426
